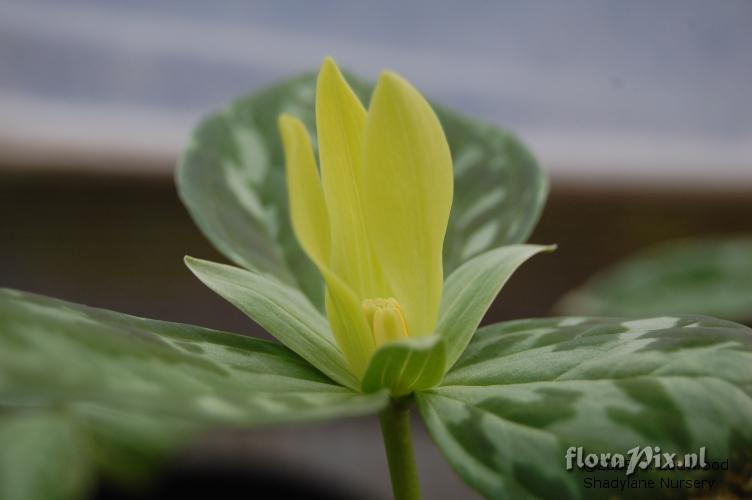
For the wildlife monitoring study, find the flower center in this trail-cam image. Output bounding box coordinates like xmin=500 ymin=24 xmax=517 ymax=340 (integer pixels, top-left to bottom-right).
xmin=362 ymin=297 xmax=409 ymax=347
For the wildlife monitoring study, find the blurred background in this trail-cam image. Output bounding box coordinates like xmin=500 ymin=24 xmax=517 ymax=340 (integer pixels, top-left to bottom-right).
xmin=2 ymin=1 xmax=751 ymax=499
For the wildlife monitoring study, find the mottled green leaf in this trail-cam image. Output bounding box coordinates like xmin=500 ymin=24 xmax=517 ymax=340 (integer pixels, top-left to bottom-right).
xmin=185 ymin=256 xmax=357 ymax=389
xmin=434 ymin=101 xmax=548 ymax=272
xmin=0 ymin=288 xmax=382 ymax=420
xmin=558 ymin=237 xmax=752 ymax=323
xmin=0 ymin=414 xmax=91 ymax=500
xmin=438 ymin=244 xmax=553 ymax=369
xmin=361 ymin=336 xmax=446 ymax=396
xmin=177 ymin=71 xmax=547 ymax=309
xmin=0 ymin=289 xmax=388 ymax=495
xmin=177 ymin=73 xmax=325 ymax=308
xmin=418 ymin=316 xmax=752 ymax=499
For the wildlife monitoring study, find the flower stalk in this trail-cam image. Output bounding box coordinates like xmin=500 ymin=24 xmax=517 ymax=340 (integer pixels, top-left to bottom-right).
xmin=379 ymin=397 xmax=422 ymax=500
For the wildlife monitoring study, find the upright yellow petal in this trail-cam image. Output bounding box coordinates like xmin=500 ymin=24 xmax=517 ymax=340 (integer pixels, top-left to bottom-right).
xmin=278 ymin=114 xmax=330 ymax=267
xmin=280 ymin=113 xmax=375 ymax=375
xmin=316 ymin=57 xmax=386 ymax=298
xmin=324 ymin=278 xmax=375 ymax=378
xmin=361 ymin=71 xmax=454 ymax=337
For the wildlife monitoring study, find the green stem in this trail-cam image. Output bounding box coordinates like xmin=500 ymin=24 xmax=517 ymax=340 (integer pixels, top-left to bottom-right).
xmin=379 ymin=397 xmax=421 ymax=500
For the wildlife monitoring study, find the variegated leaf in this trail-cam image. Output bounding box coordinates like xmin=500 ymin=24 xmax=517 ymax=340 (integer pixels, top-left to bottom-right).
xmin=418 ymin=316 xmax=752 ymax=499
xmin=0 ymin=289 xmax=388 ymax=498
xmin=559 ymin=237 xmax=752 ymax=323
xmin=177 ymin=73 xmax=325 ymax=308
xmin=177 ymin=71 xmax=547 ymax=309
xmin=434 ymin=103 xmax=548 ymax=272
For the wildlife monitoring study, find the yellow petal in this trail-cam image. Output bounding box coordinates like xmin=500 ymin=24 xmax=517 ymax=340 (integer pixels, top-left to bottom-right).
xmin=361 ymin=71 xmax=454 ymax=337
xmin=324 ymin=277 xmax=375 ymax=378
xmin=279 ymin=111 xmax=375 ymax=376
xmin=316 ymin=57 xmax=386 ymax=298
xmin=278 ymin=114 xmax=330 ymax=267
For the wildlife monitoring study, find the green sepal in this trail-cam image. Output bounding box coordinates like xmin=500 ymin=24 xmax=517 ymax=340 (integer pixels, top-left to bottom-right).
xmin=438 ymin=244 xmax=553 ymax=369
xmin=184 ymin=256 xmax=357 ymax=389
xmin=362 ymin=336 xmax=447 ymax=396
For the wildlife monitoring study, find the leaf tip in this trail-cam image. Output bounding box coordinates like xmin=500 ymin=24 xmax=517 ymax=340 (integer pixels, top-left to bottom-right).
xmin=183 ymin=255 xmax=203 ymax=273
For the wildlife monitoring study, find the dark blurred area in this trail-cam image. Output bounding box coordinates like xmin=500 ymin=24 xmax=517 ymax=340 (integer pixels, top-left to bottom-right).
xmin=3 ymin=171 xmax=751 ymax=334
xmin=2 ymin=0 xmax=751 ymax=498
xmin=93 ymin=462 xmax=363 ymax=500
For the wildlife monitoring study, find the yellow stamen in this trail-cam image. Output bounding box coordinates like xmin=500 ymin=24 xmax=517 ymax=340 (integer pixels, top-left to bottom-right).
xmin=362 ymin=298 xmax=409 ymax=347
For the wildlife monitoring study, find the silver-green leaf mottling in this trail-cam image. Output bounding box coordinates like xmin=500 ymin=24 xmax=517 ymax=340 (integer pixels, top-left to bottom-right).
xmin=0 ymin=289 xmax=388 ymax=500
xmin=418 ymin=316 xmax=752 ymax=499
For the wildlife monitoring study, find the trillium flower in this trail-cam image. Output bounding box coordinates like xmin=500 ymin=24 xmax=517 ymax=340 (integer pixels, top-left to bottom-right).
xmin=279 ymin=57 xmax=453 ymax=379
xmin=5 ymin=54 xmax=745 ymax=500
